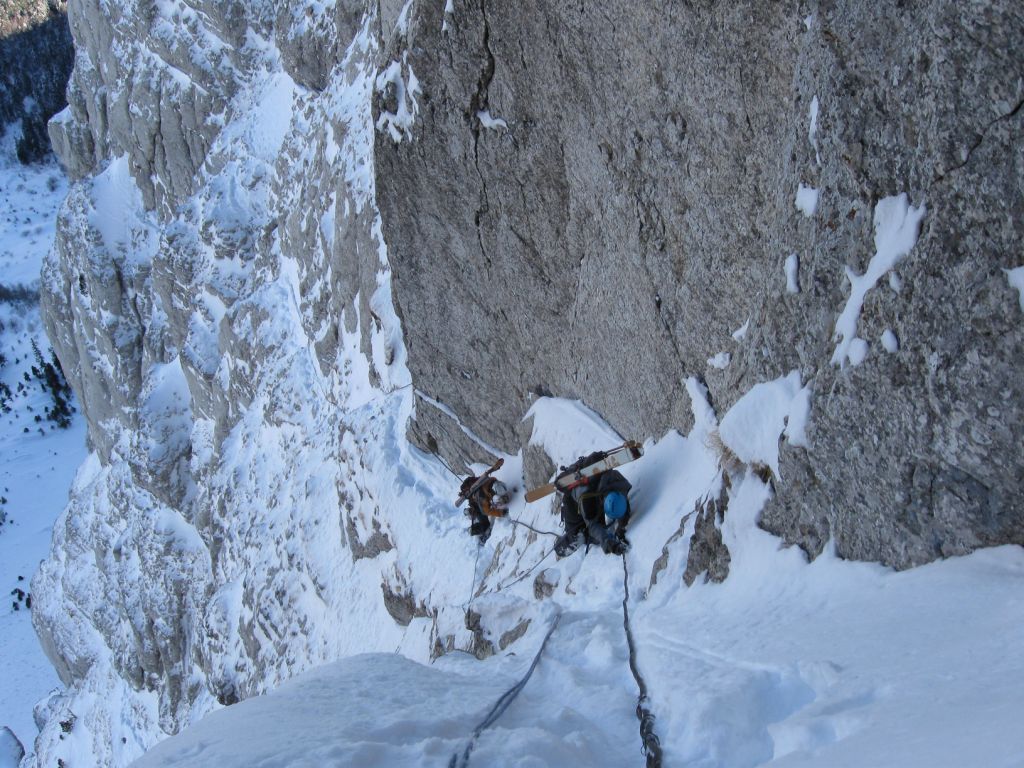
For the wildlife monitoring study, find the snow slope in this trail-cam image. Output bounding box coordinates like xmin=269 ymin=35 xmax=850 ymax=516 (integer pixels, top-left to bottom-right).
xmin=0 ymin=130 xmax=86 ymax=755
xmin=133 ymin=384 xmax=1024 ymax=767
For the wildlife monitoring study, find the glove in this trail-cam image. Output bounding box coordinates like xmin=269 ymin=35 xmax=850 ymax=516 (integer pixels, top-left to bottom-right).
xmin=602 ymin=529 xmax=630 ymax=555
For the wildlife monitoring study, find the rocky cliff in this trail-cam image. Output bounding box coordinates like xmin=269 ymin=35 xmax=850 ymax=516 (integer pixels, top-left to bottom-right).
xmin=376 ymin=0 xmax=1024 ymax=568
xmin=28 ymin=0 xmax=1024 ymax=764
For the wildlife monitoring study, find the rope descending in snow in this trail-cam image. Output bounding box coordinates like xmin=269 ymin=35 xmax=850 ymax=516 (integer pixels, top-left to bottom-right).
xmin=494 ymin=544 xmax=556 ymax=592
xmin=621 ymin=556 xmax=663 ymax=767
xmin=465 ymin=525 xmax=557 ymax=610
xmin=448 ymin=613 xmax=562 ymax=768
xmin=507 ymin=516 xmax=561 ymax=538
xmin=465 ymin=543 xmax=482 ymax=609
xmin=486 ymin=517 xmax=560 ymax=592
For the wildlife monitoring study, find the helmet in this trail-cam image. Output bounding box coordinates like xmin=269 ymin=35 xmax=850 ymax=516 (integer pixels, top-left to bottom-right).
xmin=604 ymin=491 xmax=627 ymax=520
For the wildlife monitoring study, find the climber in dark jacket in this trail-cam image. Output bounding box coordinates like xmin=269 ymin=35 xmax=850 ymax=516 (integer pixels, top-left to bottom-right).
xmin=460 ymin=474 xmax=509 ymax=544
xmin=555 ymin=469 xmax=632 ymax=557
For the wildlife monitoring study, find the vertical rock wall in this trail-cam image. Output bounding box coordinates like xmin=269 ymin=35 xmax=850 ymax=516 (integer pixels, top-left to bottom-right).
xmin=374 ymin=0 xmax=1024 ymax=569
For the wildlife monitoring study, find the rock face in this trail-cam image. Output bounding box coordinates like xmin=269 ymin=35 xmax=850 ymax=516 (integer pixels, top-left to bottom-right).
xmin=28 ymin=0 xmax=1024 ymax=764
xmin=0 ymin=0 xmax=73 ymax=162
xmin=683 ymin=482 xmax=732 ymax=587
xmin=375 ymin=0 xmax=1024 ymax=569
xmin=32 ymin=2 xmax=440 ymax=764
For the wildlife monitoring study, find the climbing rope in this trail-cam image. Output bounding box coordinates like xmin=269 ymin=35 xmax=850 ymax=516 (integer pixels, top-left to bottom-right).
xmin=435 ymin=451 xmax=462 ymax=479
xmin=494 ymin=544 xmax=557 ymax=592
xmin=457 ymin=510 xmax=563 ymax=607
xmin=462 ymin=515 xmax=560 ymax=610
xmin=621 ymin=556 xmax=663 ymax=767
xmin=465 ymin=542 xmax=482 ymax=609
xmin=465 ymin=542 xmax=557 ymax=604
xmin=507 ymin=516 xmax=561 ymax=538
xmin=448 ymin=612 xmax=562 ymax=768
xmin=489 ymin=518 xmax=561 ymax=591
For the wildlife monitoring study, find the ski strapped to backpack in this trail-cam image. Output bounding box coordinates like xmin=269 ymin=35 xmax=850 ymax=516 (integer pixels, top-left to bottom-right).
xmin=455 ymin=458 xmax=504 ymax=507
xmin=524 ymin=441 xmax=643 ymax=503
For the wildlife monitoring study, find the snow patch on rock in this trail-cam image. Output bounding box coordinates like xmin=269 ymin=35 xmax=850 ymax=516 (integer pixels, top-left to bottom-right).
xmin=375 ymin=57 xmax=421 ymax=143
xmin=707 ymin=352 xmax=731 ymax=370
xmin=525 ymin=397 xmax=623 ymax=468
xmin=1005 ymin=266 xmax=1024 ymax=313
xmin=832 ymin=194 xmax=926 ymax=368
xmin=785 ymin=253 xmax=800 ymax=293
xmin=795 ymin=184 xmax=819 ymax=217
xmin=808 ymin=96 xmax=820 ymax=165
xmin=476 ymin=109 xmax=508 ymax=130
xmin=718 ymin=370 xmax=809 ymax=478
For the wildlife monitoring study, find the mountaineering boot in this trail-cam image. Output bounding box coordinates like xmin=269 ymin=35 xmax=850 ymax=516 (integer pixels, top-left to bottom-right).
xmin=469 ymin=518 xmax=491 ymax=544
xmin=554 ymin=529 xmax=585 ymax=558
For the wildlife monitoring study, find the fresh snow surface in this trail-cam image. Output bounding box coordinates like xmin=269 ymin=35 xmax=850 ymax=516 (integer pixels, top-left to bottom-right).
xmin=846 ymin=337 xmax=869 ymax=366
xmin=634 ymin=504 xmax=1024 ymax=768
xmin=785 ymin=253 xmax=800 ymax=293
xmin=0 ymin=134 xmax=66 ymax=287
xmin=0 ymin=727 xmax=24 ymax=767
xmin=881 ymin=329 xmax=899 ymax=353
xmin=832 ymin=194 xmax=925 ymax=368
xmin=523 ymin=396 xmax=622 ymax=467
xmin=1005 ymin=266 xmax=1024 ymax=312
xmin=242 ymin=71 xmax=296 ymax=164
xmin=0 ymin=138 xmax=87 ymax=752
xmin=732 ymin=319 xmax=750 ymax=341
xmin=133 ymin=386 xmax=1024 ymax=768
xmin=88 ymin=155 xmax=159 ymax=266
xmin=795 ymin=184 xmax=818 ymax=217
xmin=718 ymin=370 xmax=810 ymax=477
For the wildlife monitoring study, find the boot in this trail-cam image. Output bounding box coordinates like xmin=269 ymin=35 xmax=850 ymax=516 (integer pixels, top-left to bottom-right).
xmin=554 ymin=529 xmax=585 ymax=558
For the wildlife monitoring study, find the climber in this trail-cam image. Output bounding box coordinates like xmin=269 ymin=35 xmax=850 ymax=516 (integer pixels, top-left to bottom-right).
xmin=459 ymin=472 xmax=510 ymax=544
xmin=554 ymin=466 xmax=632 ymax=557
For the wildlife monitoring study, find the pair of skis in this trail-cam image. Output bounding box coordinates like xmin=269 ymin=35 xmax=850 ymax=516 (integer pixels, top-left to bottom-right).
xmin=524 ymin=441 xmax=643 ymax=503
xmin=454 ymin=441 xmax=644 ymax=507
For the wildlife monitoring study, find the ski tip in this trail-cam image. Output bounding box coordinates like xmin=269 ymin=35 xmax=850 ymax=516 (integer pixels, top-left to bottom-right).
xmin=524 ymin=483 xmax=556 ymax=503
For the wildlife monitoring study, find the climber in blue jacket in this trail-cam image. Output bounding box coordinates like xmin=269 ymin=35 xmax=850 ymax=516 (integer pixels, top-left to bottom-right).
xmin=554 ymin=468 xmax=632 ymax=557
